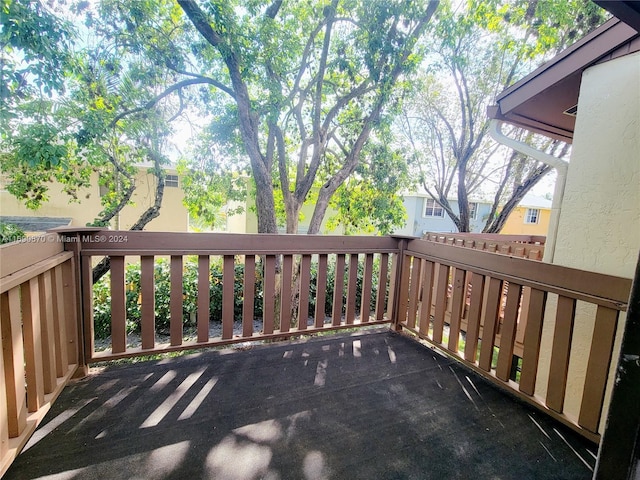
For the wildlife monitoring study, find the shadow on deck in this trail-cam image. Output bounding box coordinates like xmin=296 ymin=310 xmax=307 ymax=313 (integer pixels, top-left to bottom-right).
xmin=5 ymin=329 xmax=595 ymax=480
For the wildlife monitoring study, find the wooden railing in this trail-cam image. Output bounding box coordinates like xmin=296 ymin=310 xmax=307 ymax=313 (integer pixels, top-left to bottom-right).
xmin=394 ymin=239 xmax=631 ymax=442
xmin=423 ymin=232 xmax=546 ymax=260
xmin=69 ymin=230 xmax=398 ymax=362
xmin=0 ymin=230 xmax=631 ymax=475
xmin=0 ymin=234 xmax=81 ymax=477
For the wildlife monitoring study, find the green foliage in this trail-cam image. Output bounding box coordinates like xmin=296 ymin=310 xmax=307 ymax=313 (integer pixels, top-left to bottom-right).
xmin=91 ymin=254 xmax=386 ymax=339
xmin=92 ymin=258 xmax=264 ymax=339
xmin=0 ymin=0 xmax=76 ymax=122
xmin=328 ymin=133 xmax=410 ymax=235
xmin=0 ymin=222 xmax=25 ymax=244
xmin=306 ymin=255 xmax=386 ymax=318
xmin=402 ymin=0 xmax=607 ymax=233
xmin=177 ymin=159 xmax=245 ymax=230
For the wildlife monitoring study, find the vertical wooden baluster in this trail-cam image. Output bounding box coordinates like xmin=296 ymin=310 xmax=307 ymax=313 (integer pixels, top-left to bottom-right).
xmin=62 ymin=259 xmax=79 ymax=366
xmin=280 ymin=255 xmax=293 ymax=333
xmin=345 ymin=254 xmax=359 ymax=325
xmin=448 ymin=268 xmax=467 ymax=353
xmin=197 ymin=255 xmax=210 ymax=343
xmin=298 ymin=255 xmax=312 ymax=330
xmin=396 ymin=254 xmax=412 ymax=327
xmin=222 ymin=255 xmax=235 ymax=340
xmin=418 ymin=260 xmax=435 ymax=337
xmin=579 ymin=306 xmax=619 ymax=432
xmin=170 ymin=255 xmax=183 ymax=346
xmin=314 ymin=255 xmax=328 ymax=328
xmin=263 ymin=256 xmax=276 ymax=334
xmin=110 ymin=257 xmax=126 ymax=354
xmin=519 ymin=289 xmax=547 ymax=395
xmin=360 ymin=254 xmax=374 ymax=323
xmin=21 ymin=279 xmax=45 ymax=412
xmin=332 ymin=254 xmax=346 ymax=326
xmin=496 ymin=283 xmax=523 ymax=381
xmin=375 ymin=253 xmax=389 ymax=321
xmin=0 ymin=331 xmax=8 ymax=459
xmin=386 ymin=253 xmax=398 ymax=320
xmin=140 ymin=256 xmax=155 ymax=349
xmin=516 ymin=287 xmax=532 ymax=350
xmin=81 ymin=255 xmax=95 ymax=360
xmin=0 ymin=289 xmax=27 ymax=437
xmin=39 ymin=272 xmax=56 ymax=392
xmin=546 ymin=295 xmax=577 ymax=412
xmin=407 ymin=257 xmax=423 ymax=330
xmin=242 ymin=255 xmax=255 ymax=338
xmin=464 ymin=274 xmax=485 ymax=362
xmin=478 ymin=277 xmax=503 ymax=372
xmin=52 ymin=266 xmax=68 ymax=376
xmin=432 ymin=264 xmax=450 ymax=344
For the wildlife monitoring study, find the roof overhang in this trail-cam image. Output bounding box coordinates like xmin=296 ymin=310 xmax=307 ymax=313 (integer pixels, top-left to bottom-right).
xmin=594 ymin=0 xmax=640 ymax=32
xmin=488 ymin=16 xmax=640 ymax=143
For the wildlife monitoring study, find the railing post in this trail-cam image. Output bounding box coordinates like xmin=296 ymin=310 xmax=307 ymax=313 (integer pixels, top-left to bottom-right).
xmin=53 ymin=228 xmax=101 ymax=378
xmin=389 ymin=236 xmax=415 ymax=332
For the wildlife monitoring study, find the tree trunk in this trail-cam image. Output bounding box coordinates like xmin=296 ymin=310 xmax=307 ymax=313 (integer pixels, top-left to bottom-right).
xmin=483 ymin=164 xmax=553 ymax=233
xmin=92 ymin=161 xmax=166 ymax=284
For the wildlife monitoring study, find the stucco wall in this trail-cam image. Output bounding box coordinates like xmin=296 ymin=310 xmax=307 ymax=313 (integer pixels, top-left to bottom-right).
xmin=0 ymin=170 xmax=190 ymax=232
xmin=535 ymin=52 xmax=640 ymax=432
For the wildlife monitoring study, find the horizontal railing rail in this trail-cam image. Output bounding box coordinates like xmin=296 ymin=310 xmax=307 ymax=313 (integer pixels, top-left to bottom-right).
xmin=2 ymin=229 xmax=630 ymax=476
xmin=423 ymin=232 xmax=546 ymax=260
xmin=67 ymin=230 xmax=399 ymax=362
xmin=394 ymin=239 xmax=631 ymax=442
xmin=0 ymin=235 xmax=81 ymax=477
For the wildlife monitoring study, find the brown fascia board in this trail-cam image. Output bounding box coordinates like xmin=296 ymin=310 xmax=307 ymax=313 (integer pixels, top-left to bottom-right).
xmin=487 ymin=105 xmax=574 ymax=143
xmin=495 ymin=18 xmax=639 ymax=115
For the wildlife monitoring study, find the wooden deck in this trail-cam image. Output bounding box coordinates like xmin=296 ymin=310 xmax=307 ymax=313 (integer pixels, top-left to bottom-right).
xmin=4 ymin=329 xmax=596 ymax=480
xmin=1 ymin=231 xmax=632 ymax=477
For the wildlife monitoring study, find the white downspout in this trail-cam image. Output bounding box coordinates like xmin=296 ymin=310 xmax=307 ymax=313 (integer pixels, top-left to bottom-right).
xmin=489 ymin=119 xmax=569 ymax=263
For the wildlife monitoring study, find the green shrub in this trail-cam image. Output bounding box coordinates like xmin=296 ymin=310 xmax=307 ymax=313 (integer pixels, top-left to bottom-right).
xmin=92 ymin=257 xmax=265 ymax=339
xmin=307 ymin=254 xmax=386 ymax=317
xmin=91 ymin=254 xmax=388 ymax=340
xmin=0 ymin=222 xmax=26 ymax=244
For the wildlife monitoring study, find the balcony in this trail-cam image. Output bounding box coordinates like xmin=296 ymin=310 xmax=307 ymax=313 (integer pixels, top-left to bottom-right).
xmin=0 ymin=231 xmax=632 ymax=478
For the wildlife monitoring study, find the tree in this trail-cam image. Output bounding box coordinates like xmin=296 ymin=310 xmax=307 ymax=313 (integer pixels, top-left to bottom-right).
xmin=1 ymin=0 xmax=74 ymax=123
xmin=0 ymin=1 xmax=226 ymax=281
xmin=4 ymin=0 xmax=438 ymax=237
xmin=401 ymin=0 xmax=606 ymax=233
xmin=164 ymin=0 xmax=439 ymax=233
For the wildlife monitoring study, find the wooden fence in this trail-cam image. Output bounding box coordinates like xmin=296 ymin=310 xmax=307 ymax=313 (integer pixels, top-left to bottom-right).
xmin=0 ymin=235 xmax=81 ymax=476
xmin=394 ymin=238 xmax=631 ymax=442
xmin=423 ymin=232 xmax=546 ymax=260
xmin=72 ymin=231 xmax=398 ymax=362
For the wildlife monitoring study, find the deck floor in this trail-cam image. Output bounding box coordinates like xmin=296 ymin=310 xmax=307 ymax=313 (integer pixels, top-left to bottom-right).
xmin=5 ymin=329 xmax=596 ymax=480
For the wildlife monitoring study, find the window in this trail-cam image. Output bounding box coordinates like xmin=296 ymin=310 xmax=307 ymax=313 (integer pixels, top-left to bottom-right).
xmin=525 ymin=208 xmax=540 ymax=224
xmin=468 ymin=202 xmax=478 ymax=220
xmin=424 ymin=198 xmax=444 ymax=217
xmin=166 ymin=174 xmax=179 ymax=188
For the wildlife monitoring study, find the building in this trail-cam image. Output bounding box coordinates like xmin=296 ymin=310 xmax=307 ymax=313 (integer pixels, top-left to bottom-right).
xmin=488 ymin=6 xmax=640 ymax=475
xmin=0 ymin=168 xmax=190 ymax=233
xmin=395 ymin=193 xmax=493 ymax=236
xmin=500 ymin=193 xmax=552 ymax=236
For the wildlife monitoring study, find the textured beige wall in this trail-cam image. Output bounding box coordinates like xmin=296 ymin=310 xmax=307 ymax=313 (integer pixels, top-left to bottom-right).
xmin=535 ymin=52 xmax=640 ymax=432
xmin=0 ymin=169 xmax=190 ymax=232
